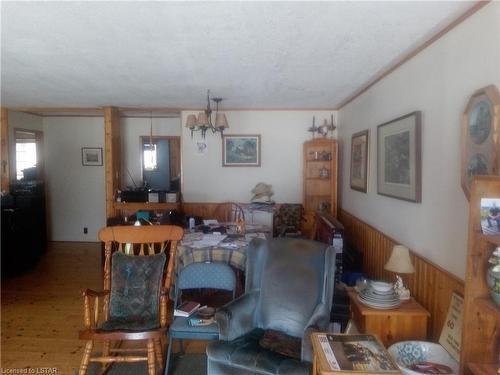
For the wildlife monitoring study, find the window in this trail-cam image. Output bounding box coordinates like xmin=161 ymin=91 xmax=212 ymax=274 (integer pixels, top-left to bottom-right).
xmin=143 ymin=143 xmax=157 ymax=170
xmin=16 ymin=141 xmax=36 ymax=180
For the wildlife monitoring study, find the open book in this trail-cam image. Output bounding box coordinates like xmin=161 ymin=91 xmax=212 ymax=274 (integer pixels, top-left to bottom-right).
xmin=174 ymin=301 xmax=200 ymax=317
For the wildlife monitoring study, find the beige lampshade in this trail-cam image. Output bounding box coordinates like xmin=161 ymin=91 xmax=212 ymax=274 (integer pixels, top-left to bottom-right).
xmin=197 ymin=112 xmax=209 ymax=126
xmin=185 ymin=114 xmax=197 ymax=129
xmin=384 ymin=245 xmax=415 ymax=274
xmin=215 ymin=113 xmax=229 ymax=129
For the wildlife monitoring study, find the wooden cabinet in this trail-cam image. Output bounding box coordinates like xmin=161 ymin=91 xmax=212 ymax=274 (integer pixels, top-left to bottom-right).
xmin=303 ymin=139 xmax=338 ymax=217
xmin=347 ymin=290 xmax=429 ymax=347
xmin=461 ymin=176 xmax=500 ymax=374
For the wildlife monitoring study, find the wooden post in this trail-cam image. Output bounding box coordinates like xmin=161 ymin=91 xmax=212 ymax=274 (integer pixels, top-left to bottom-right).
xmin=1 ymin=108 xmax=10 ymax=192
xmin=104 ymin=107 xmax=120 ymax=219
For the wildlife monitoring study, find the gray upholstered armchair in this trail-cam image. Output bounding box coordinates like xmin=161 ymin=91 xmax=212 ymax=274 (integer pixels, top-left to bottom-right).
xmin=206 ymin=237 xmax=335 ymax=375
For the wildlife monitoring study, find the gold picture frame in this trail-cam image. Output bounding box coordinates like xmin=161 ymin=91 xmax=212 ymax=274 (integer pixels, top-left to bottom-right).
xmin=350 ymin=129 xmax=369 ymax=193
xmin=461 ymin=85 xmax=500 ymax=200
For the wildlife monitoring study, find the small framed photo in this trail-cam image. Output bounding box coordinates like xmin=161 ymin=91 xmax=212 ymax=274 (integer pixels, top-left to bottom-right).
xmin=480 ymin=197 xmax=500 ymax=235
xmin=222 ymin=135 xmax=261 ymax=167
xmin=377 ymin=111 xmax=421 ymax=202
xmin=82 ymin=147 xmax=103 ymax=166
xmin=350 ymin=129 xmax=369 ymax=193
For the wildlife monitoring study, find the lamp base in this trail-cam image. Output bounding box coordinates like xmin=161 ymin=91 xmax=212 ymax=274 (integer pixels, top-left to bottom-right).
xmin=394 ymin=275 xmax=411 ymax=300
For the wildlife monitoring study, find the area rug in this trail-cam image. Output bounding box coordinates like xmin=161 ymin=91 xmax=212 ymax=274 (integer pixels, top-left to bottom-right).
xmin=86 ymin=353 xmax=206 ymax=375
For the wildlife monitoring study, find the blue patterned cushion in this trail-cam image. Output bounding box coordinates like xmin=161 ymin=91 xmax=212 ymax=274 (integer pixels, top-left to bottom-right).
xmin=100 ymin=251 xmax=166 ymax=331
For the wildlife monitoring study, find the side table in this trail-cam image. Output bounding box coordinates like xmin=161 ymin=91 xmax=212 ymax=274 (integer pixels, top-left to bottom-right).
xmin=347 ymin=289 xmax=429 ymax=347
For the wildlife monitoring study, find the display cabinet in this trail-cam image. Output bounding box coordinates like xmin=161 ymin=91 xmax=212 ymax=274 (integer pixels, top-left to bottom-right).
xmin=303 ymin=138 xmax=338 ymax=217
xmin=461 ymin=175 xmax=499 ymax=374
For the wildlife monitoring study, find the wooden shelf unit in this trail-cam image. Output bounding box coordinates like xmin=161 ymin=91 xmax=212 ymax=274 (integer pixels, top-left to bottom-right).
xmin=303 ymin=138 xmax=338 ymax=218
xmin=461 ymin=176 xmax=500 ymax=374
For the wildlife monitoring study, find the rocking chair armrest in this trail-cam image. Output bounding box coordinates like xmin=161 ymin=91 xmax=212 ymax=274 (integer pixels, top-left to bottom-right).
xmin=81 ymin=289 xmax=110 ymax=329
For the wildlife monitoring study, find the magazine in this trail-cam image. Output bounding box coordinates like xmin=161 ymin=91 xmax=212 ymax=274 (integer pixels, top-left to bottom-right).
xmin=317 ymin=334 xmax=399 ymax=373
xmin=173 ymin=301 xmax=200 ymax=317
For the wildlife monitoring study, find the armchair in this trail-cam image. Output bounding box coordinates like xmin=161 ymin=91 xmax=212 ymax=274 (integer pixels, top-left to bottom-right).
xmin=206 ymin=237 xmax=335 ymax=375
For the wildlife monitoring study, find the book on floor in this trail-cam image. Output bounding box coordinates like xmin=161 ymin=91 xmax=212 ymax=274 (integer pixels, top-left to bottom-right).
xmin=174 ymin=301 xmax=200 ymax=317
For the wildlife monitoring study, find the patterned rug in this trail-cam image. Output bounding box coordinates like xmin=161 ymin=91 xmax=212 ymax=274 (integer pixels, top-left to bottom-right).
xmin=86 ymin=353 xmax=206 ymax=375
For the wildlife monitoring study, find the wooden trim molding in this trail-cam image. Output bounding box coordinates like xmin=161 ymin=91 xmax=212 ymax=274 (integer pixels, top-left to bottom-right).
xmin=104 ymin=107 xmax=121 ymax=219
xmin=338 ymin=209 xmax=464 ymax=341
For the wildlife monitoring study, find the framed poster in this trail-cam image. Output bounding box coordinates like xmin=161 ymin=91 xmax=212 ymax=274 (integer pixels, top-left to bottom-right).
xmin=81 ymin=147 xmax=103 ymax=166
xmin=377 ymin=111 xmax=421 ymax=202
xmin=350 ymin=129 xmax=369 ymax=193
xmin=222 ymin=134 xmax=261 ymax=167
xmin=461 ymin=85 xmax=500 ymax=200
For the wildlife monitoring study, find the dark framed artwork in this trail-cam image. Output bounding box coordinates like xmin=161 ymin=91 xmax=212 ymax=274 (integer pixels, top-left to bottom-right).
xmin=461 ymin=85 xmax=500 ymax=200
xmin=81 ymin=147 xmax=103 ymax=166
xmin=222 ymin=134 xmax=261 ymax=167
xmin=377 ymin=111 xmax=421 ymax=202
xmin=350 ymin=129 xmax=369 ymax=193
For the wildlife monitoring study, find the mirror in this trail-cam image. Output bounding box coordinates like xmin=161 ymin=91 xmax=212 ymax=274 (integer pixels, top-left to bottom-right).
xmin=141 ymin=136 xmax=180 ymax=192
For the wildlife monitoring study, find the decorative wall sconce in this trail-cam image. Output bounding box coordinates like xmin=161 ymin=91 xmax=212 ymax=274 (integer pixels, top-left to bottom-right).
xmin=308 ymin=114 xmax=337 ymax=138
xmin=185 ymin=90 xmax=229 ymax=138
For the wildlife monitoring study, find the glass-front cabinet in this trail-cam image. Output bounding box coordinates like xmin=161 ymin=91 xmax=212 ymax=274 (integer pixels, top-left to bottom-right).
xmin=303 ymin=138 xmax=338 ymax=217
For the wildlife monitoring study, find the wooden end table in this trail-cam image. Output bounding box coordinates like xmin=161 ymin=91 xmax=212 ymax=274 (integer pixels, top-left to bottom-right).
xmin=347 ymin=289 xmax=429 ymax=347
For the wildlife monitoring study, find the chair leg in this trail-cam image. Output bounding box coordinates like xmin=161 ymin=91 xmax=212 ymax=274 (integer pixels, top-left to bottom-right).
xmin=154 ymin=338 xmax=163 ymax=369
xmin=147 ymin=339 xmax=156 ymax=375
xmin=179 ymin=339 xmax=184 ymax=355
xmin=102 ymin=340 xmax=111 ymax=370
xmin=79 ymin=340 xmax=93 ymax=375
xmin=164 ymin=335 xmax=174 ymax=375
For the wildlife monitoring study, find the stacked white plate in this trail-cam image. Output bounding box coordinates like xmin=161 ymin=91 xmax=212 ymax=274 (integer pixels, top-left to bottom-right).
xmin=357 ymin=281 xmax=401 ymax=309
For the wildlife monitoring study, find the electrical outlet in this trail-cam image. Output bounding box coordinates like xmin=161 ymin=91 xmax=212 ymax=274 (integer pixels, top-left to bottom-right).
xmin=83 ymin=227 xmax=88 ymax=234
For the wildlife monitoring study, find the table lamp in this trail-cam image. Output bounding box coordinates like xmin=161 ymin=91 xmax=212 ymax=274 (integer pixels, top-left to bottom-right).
xmin=384 ymin=245 xmax=415 ymax=300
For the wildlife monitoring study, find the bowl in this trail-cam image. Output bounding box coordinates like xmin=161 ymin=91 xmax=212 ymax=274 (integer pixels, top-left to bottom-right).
xmin=388 ymin=341 xmax=459 ymax=375
xmin=369 ymin=280 xmax=393 ymax=293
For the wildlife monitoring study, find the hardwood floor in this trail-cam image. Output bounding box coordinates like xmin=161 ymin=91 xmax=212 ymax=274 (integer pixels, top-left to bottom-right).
xmin=1 ymin=241 xmax=206 ymax=375
xmin=1 ymin=242 xmax=101 ymax=374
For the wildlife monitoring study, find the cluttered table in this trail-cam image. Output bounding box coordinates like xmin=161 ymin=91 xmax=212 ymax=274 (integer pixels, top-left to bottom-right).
xmin=176 ymin=223 xmax=270 ymax=272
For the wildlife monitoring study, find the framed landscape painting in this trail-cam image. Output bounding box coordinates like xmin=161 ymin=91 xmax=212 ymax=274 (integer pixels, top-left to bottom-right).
xmin=223 ymin=135 xmax=261 ymax=167
xmin=377 ymin=111 xmax=421 ymax=202
xmin=350 ymin=129 xmax=369 ymax=193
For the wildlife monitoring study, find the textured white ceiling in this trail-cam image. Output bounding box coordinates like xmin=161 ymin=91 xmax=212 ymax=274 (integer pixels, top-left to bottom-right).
xmin=1 ymin=1 xmax=475 ymax=109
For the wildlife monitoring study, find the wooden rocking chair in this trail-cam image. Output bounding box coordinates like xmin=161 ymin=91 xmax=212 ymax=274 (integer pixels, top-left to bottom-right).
xmin=78 ymin=225 xmax=184 ymax=375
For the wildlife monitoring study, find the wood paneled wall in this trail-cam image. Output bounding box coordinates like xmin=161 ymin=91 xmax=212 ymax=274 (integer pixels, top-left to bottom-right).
xmin=339 ymin=209 xmax=464 ymax=341
xmin=182 ymin=202 xmax=220 ymax=220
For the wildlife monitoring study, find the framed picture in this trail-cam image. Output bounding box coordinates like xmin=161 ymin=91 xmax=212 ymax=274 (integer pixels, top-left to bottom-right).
xmin=313 ymin=333 xmax=399 ymax=373
xmin=377 ymin=111 xmax=421 ymax=202
xmin=81 ymin=147 xmax=103 ymax=166
xmin=350 ymin=129 xmax=369 ymax=193
xmin=461 ymin=85 xmax=500 ymax=200
xmin=222 ymin=135 xmax=261 ymax=167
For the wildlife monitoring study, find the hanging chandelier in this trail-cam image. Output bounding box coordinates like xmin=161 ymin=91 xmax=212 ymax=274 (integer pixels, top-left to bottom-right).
xmin=185 ymin=89 xmax=229 ymax=138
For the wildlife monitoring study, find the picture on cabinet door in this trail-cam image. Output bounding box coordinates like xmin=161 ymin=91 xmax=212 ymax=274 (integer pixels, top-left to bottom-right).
xmin=480 ymin=197 xmax=500 ymax=234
